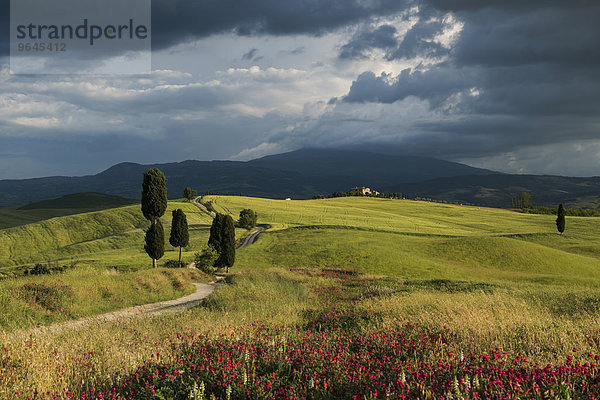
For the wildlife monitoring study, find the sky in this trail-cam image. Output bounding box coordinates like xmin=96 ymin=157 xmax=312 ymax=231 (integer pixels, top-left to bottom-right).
xmin=1 ymin=0 xmax=599 ymax=179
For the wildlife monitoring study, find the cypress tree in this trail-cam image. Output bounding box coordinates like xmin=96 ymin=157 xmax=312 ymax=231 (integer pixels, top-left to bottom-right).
xmin=215 ymin=215 xmax=236 ymax=273
xmin=556 ymin=203 xmax=566 ymax=235
xmin=141 ymin=169 xmax=168 ymax=222
xmin=144 ymin=219 xmax=165 ymax=264
xmin=169 ymin=209 xmax=189 ymax=267
xmin=141 ymin=168 xmax=168 ymax=267
xmin=208 ymin=213 xmax=224 ymax=253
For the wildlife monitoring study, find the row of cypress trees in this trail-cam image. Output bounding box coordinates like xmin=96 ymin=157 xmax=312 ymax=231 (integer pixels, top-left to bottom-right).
xmin=141 ymin=169 xmax=189 ymax=268
xmin=141 ymin=168 xmax=234 ymax=270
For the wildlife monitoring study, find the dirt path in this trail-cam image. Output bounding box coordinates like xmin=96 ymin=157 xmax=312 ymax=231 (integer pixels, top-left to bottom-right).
xmin=238 ymin=226 xmax=266 ymax=249
xmin=24 ymin=198 xmax=265 ymax=334
xmin=193 ymin=196 xmax=216 ymax=217
xmin=191 ymin=195 xmax=265 ymax=250
xmin=35 ymin=282 xmax=220 ymax=334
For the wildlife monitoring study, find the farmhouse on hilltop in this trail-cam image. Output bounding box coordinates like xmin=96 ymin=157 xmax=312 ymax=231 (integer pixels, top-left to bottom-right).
xmin=350 ymin=187 xmax=380 ymax=196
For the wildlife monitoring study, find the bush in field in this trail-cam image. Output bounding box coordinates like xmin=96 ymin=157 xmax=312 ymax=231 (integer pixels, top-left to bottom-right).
xmin=238 ymin=208 xmax=258 ymax=229
xmin=24 ymin=262 xmax=77 ymax=276
xmin=30 ymin=263 xmax=50 ymax=275
xmin=162 ymin=260 xmax=183 ymax=268
xmin=194 ymin=247 xmax=218 ymax=273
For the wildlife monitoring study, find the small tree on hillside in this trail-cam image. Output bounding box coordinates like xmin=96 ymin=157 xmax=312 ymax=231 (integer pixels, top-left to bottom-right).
xmin=169 ymin=209 xmax=189 ymax=267
xmin=184 ymin=187 xmax=198 ymax=202
xmin=519 ymin=192 xmax=531 ymax=209
xmin=238 ymin=208 xmax=258 ymax=229
xmin=141 ymin=169 xmax=168 ymax=267
xmin=208 ymin=213 xmax=225 ymax=253
xmin=556 ymin=204 xmax=566 ymax=235
xmin=215 ymin=215 xmax=236 ymax=273
xmin=194 ymin=247 xmax=218 ymax=273
xmin=144 ymin=219 xmax=165 ymax=264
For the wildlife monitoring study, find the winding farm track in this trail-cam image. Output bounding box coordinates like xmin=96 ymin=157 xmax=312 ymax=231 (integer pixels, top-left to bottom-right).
xmin=31 ymin=198 xmax=265 ymax=333
xmin=238 ymin=226 xmax=266 ymax=249
xmin=193 ymin=196 xmax=216 ymax=217
xmin=37 ymin=282 xmax=220 ymax=334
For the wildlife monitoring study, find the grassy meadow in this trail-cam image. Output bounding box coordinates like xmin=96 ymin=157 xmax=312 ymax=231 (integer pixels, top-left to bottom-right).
xmin=2 ymin=195 xmax=600 ymax=398
xmin=0 ymin=200 xmax=214 ymax=276
xmin=0 ymin=193 xmax=138 ymax=230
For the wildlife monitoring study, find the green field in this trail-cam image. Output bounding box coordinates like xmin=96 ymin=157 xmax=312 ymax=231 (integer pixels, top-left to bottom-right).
xmin=0 ymin=192 xmax=138 ymax=229
xmin=2 ymin=195 xmax=600 ymax=398
xmin=209 ymin=196 xmax=600 ymax=279
xmin=0 ymin=200 xmax=215 ymax=276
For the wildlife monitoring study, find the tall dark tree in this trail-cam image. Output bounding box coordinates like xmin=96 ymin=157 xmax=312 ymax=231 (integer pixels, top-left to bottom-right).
xmin=141 ymin=168 xmax=168 ymax=267
xmin=183 ymin=187 xmax=198 ymax=202
xmin=238 ymin=208 xmax=258 ymax=229
xmin=142 ymin=169 xmax=168 ymax=223
xmin=169 ymin=209 xmax=189 ymax=267
xmin=144 ymin=219 xmax=165 ymax=264
xmin=215 ymin=215 xmax=236 ymax=273
xmin=556 ymin=203 xmax=566 ymax=235
xmin=208 ymin=213 xmax=225 ymax=253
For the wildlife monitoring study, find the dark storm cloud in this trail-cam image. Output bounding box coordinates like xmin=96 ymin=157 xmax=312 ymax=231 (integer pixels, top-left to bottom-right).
xmin=453 ymin=7 xmax=600 ymax=68
xmin=387 ymin=17 xmax=448 ymax=60
xmin=339 ymin=25 xmax=398 ymax=60
xmin=150 ymin=0 xmax=412 ymax=51
xmin=0 ymin=0 xmax=413 ymax=57
xmin=338 ymin=0 xmax=600 ymax=163
xmin=423 ymin=0 xmax=595 ymax=13
xmin=344 ymin=68 xmax=469 ymax=109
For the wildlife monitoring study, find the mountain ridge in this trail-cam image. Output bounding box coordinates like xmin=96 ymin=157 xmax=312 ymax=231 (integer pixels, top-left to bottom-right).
xmin=0 ymin=148 xmax=599 ymax=208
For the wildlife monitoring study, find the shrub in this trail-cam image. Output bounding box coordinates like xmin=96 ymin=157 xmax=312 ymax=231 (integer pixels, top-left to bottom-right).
xmin=237 ymin=209 xmax=258 ymax=229
xmin=163 ymin=260 xmax=184 ymax=268
xmin=30 ymin=263 xmax=50 ymax=275
xmin=23 ymin=262 xmax=77 ymax=276
xmin=194 ymin=247 xmax=218 ymax=274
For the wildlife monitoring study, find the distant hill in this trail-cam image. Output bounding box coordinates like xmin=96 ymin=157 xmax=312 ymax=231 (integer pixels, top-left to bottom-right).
xmin=0 ymin=149 xmax=494 ymax=207
xmin=394 ymin=174 xmax=600 ymax=209
xmin=18 ymin=192 xmax=137 ymax=210
xmin=0 ymin=193 xmax=137 ymax=229
xmin=0 ymin=148 xmax=599 ymax=208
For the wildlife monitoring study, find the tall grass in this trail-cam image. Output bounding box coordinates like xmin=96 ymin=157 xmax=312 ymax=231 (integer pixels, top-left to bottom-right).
xmin=3 ymin=268 xmax=600 ymax=397
xmin=0 ymin=267 xmax=206 ymax=331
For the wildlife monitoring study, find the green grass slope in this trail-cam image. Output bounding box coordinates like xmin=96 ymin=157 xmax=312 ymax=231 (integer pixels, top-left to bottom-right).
xmin=0 ymin=193 xmax=138 ymax=229
xmin=0 ymin=201 xmax=214 ymax=275
xmin=208 ymin=195 xmax=600 ymax=287
xmin=208 ymin=196 xmax=556 ymax=235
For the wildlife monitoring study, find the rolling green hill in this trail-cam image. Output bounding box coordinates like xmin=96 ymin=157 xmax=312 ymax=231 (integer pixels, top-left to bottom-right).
xmin=208 ymin=195 xmax=600 ymax=286
xmin=0 ymin=193 xmax=138 ymax=229
xmin=0 ymin=200 xmax=214 ymax=276
xmin=3 ymin=195 xmax=600 ymax=396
